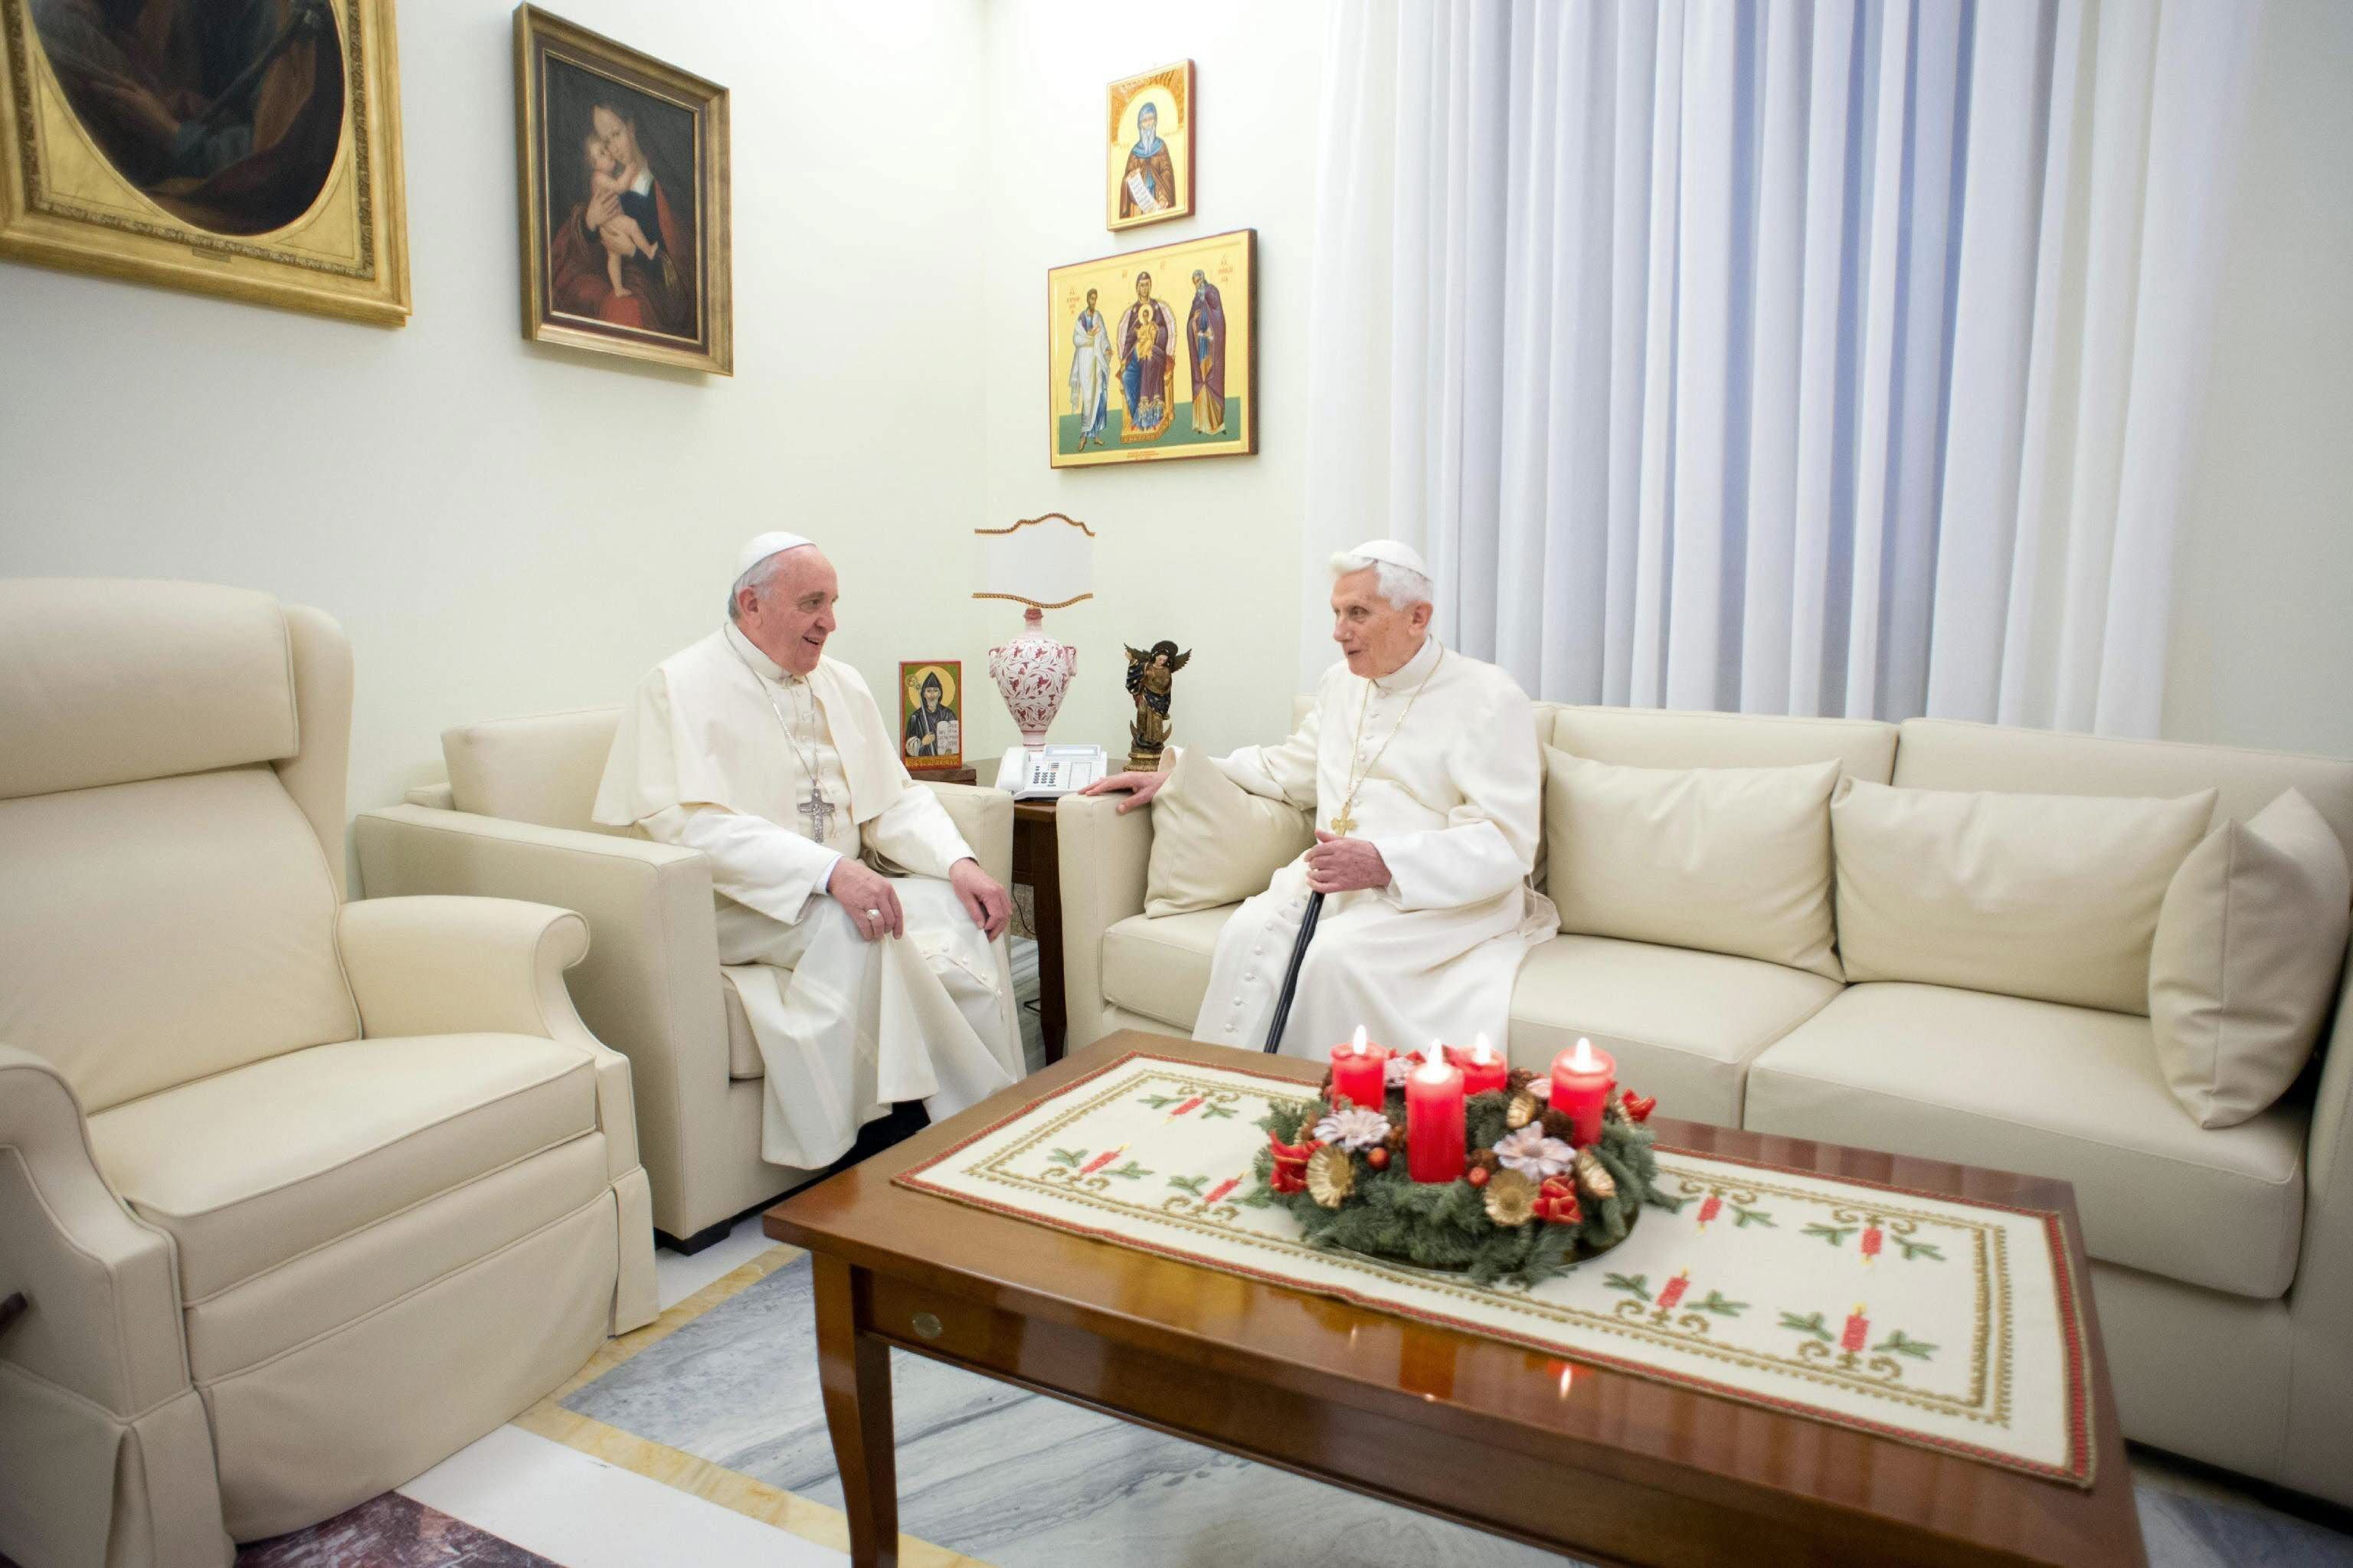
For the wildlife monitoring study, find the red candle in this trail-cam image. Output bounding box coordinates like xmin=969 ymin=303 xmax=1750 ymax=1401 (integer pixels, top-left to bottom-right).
xmin=1329 ymin=1025 xmax=1390 ymax=1109
xmin=1405 ymin=1043 xmax=1467 ymax=1183
xmin=1447 ymin=1033 xmax=1510 ymax=1096
xmin=1549 ymin=1036 xmax=1616 ymax=1147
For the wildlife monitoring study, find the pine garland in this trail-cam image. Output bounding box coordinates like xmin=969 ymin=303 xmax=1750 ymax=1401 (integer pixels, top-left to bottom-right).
xmin=1255 ymin=1088 xmax=1659 ymax=1288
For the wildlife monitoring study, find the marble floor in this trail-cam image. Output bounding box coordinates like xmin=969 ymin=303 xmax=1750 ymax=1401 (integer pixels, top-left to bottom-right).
xmin=136 ymin=942 xmax=2353 ymax=1566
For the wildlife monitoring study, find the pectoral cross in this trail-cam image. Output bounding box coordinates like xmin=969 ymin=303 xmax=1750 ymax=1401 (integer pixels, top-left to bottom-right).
xmin=1327 ymin=810 xmax=1355 ymax=836
xmin=797 ymin=781 xmax=836 ymax=844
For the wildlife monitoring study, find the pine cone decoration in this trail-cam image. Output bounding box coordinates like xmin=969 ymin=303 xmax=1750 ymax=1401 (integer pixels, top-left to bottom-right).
xmin=1506 ymin=1066 xmax=1536 ymax=1092
xmin=1504 ymin=1089 xmax=1540 ymax=1130
xmin=1469 ymin=1147 xmax=1501 ymax=1174
xmin=1384 ymin=1125 xmax=1409 ymax=1155
xmin=1540 ymin=1108 xmax=1580 ymax=1143
xmin=1573 ymin=1146 xmax=1617 ymax=1203
xmin=1305 ymin=1145 xmax=1356 ymax=1210
xmin=1483 ymin=1169 xmax=1537 ymax=1227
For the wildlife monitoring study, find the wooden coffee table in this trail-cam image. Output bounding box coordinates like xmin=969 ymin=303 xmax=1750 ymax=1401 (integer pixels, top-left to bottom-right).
xmin=764 ymin=1032 xmax=2143 ymax=1566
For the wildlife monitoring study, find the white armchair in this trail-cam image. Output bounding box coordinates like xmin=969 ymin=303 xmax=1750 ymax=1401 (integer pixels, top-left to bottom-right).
xmin=0 ymin=581 xmax=656 ymax=1566
xmin=352 ymin=706 xmax=1014 ymax=1249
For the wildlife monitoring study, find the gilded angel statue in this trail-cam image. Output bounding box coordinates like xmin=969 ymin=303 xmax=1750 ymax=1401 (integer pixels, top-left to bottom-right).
xmin=1123 ymin=640 xmax=1192 ymax=771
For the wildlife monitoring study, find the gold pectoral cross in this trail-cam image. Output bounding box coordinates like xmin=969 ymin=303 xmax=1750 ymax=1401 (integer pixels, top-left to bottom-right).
xmin=1327 ymin=810 xmax=1356 ymax=836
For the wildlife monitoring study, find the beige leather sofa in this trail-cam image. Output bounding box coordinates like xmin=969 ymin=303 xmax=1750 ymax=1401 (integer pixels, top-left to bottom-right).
xmin=351 ymin=709 xmax=1014 ymax=1249
xmin=1058 ymin=704 xmax=2353 ymax=1504
xmin=0 ymin=581 xmax=657 ymax=1567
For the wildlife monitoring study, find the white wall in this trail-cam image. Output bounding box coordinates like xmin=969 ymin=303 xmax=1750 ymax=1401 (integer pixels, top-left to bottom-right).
xmin=971 ymin=0 xmax=1332 ymax=768
xmin=5 ymin=0 xmax=2345 ymax=827
xmin=2162 ymin=0 xmax=2353 ymax=760
xmin=0 ymin=1 xmax=991 ymax=810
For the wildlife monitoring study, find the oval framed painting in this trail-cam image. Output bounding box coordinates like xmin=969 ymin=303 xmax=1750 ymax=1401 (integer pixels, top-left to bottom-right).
xmin=0 ymin=0 xmax=410 ymax=324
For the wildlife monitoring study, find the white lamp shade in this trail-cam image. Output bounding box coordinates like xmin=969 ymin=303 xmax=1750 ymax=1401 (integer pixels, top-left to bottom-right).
xmin=974 ymin=514 xmax=1095 ymax=610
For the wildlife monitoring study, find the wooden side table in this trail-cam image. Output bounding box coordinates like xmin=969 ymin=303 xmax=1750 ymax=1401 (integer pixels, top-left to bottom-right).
xmin=1010 ymin=799 xmax=1065 ymax=1063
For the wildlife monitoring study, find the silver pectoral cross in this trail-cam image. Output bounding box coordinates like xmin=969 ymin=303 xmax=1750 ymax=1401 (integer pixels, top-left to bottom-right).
xmin=797 ymin=781 xmax=836 ymax=843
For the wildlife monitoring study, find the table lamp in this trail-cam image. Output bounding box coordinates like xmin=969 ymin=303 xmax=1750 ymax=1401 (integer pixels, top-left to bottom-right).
xmin=974 ymin=513 xmax=1095 ymax=747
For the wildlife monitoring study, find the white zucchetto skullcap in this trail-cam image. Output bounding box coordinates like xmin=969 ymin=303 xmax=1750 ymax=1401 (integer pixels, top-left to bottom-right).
xmin=736 ymin=532 xmax=816 ymax=576
xmin=1337 ymin=538 xmax=1431 ymax=578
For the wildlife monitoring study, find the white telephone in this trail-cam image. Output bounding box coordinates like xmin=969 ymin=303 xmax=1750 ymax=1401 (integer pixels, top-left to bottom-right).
xmin=994 ymin=745 xmax=1108 ymax=800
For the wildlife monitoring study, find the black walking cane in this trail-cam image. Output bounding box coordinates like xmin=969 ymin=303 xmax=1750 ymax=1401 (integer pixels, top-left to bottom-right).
xmin=1262 ymin=892 xmax=1325 ymax=1052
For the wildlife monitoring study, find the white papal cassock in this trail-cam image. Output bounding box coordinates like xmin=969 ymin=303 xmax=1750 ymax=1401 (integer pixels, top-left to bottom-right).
xmin=1193 ymin=635 xmax=1558 ymax=1058
xmin=594 ymin=623 xmax=1024 ymax=1169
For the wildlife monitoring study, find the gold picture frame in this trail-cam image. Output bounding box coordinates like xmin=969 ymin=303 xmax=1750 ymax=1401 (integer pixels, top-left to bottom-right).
xmin=514 ymin=5 xmax=731 ymax=374
xmin=1050 ymin=228 xmax=1254 ymax=470
xmin=1105 ymin=58 xmax=1192 ymax=232
xmin=0 ymin=0 xmax=410 ymax=325
xmin=900 ymin=660 xmax=964 ymax=774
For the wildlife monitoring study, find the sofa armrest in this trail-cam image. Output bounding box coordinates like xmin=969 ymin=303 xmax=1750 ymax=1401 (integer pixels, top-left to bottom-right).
xmin=924 ymin=781 xmax=1013 ymax=887
xmin=338 ymin=894 xmax=588 ymax=1039
xmin=2287 ymin=946 xmax=2353 ymax=1496
xmin=342 ymin=892 xmax=651 ymax=1190
xmin=0 ymin=1046 xmax=189 ymax=1417
xmin=1055 ymin=793 xmax=1156 ymax=1050
xmin=352 ymin=805 xmax=725 ymax=1237
xmin=404 ymin=781 xmax=454 ymax=809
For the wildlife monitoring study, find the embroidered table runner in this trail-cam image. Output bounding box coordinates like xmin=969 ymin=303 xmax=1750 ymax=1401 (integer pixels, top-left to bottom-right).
xmin=897 ymin=1052 xmax=2096 ymax=1486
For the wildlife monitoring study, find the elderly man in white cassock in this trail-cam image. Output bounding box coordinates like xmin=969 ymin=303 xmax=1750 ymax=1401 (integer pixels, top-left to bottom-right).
xmin=594 ymin=532 xmax=1026 ymax=1171
xmin=1083 ymin=540 xmax=1556 ymax=1056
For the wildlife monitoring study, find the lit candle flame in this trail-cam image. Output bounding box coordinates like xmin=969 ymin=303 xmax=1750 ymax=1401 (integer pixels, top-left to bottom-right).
xmin=1414 ymin=1039 xmax=1452 ymax=1082
xmin=1471 ymin=1033 xmax=1493 ymax=1065
xmin=1350 ymin=1025 xmax=1368 ymax=1057
xmin=1570 ymin=1036 xmax=1599 ymax=1072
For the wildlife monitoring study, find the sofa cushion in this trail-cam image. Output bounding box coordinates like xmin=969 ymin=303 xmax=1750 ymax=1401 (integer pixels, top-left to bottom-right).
xmin=1831 ymin=778 xmax=2215 ymax=1013
xmin=1146 ymin=748 xmax=1314 ymax=918
xmin=2151 ymin=790 xmax=2351 ymax=1128
xmin=443 ymin=708 xmax=626 ymax=834
xmin=1550 ymin=705 xmax=1899 ymax=782
xmin=722 ymin=977 xmax=766 ymax=1080
xmin=0 ymin=579 xmax=299 ymax=800
xmin=0 ymin=768 xmax=359 ymax=1114
xmin=1891 ymin=717 xmax=2353 ymax=863
xmin=87 ymin=1033 xmax=598 ymax=1301
xmin=1544 ymin=751 xmax=1841 ymax=978
xmin=1101 ymin=907 xmax=1239 ymax=1031
xmin=1744 ymin=984 xmax=2307 ymax=1299
xmin=1507 ymin=935 xmax=1841 ymax=1128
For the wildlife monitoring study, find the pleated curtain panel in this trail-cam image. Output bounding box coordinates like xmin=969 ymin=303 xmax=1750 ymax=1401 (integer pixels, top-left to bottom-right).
xmin=1301 ymin=0 xmax=2261 ymax=735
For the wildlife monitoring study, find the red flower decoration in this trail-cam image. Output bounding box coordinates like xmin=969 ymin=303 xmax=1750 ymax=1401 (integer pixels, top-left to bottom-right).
xmin=1532 ymin=1177 xmax=1583 ymax=1226
xmin=1619 ymin=1091 xmax=1657 ymax=1124
xmin=1268 ymin=1131 xmax=1317 ymax=1194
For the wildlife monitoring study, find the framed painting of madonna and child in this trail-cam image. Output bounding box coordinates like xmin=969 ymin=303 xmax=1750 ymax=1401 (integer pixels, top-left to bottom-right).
xmin=514 ymin=5 xmax=730 ymax=373
xmin=1049 ymin=228 xmax=1253 ymax=470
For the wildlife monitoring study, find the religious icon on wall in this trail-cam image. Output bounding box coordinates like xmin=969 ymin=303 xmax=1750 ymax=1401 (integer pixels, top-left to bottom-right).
xmin=1105 ymin=59 xmax=1191 ymax=231
xmin=900 ymin=660 xmax=963 ymax=773
xmin=0 ymin=0 xmax=410 ymax=323
xmin=515 ymin=6 xmax=731 ymax=374
xmin=1049 ymin=228 xmax=1253 ymax=469
xmin=1123 ymin=641 xmax=1190 ymax=772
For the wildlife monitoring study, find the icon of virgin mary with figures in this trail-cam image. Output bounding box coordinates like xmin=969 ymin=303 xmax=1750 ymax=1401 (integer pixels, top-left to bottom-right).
xmin=1117 ymin=271 xmax=1178 ymax=442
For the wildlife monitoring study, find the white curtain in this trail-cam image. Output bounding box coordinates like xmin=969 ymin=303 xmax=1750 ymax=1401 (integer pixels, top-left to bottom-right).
xmin=1301 ymin=0 xmax=2260 ymax=735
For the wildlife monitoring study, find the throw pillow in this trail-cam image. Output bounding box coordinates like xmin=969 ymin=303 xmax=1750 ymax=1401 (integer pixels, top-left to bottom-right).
xmin=1544 ymin=749 xmax=1844 ymax=978
xmin=1831 ymin=779 xmax=2217 ymax=1014
xmin=2149 ymin=789 xmax=2351 ymax=1128
xmin=1144 ymin=747 xmax=1315 ymax=918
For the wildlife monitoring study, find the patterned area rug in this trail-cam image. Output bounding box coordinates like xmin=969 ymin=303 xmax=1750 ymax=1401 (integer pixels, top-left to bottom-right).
xmin=898 ymin=1050 xmax=2094 ymax=1483
xmin=235 ymin=1492 xmax=555 ymax=1566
